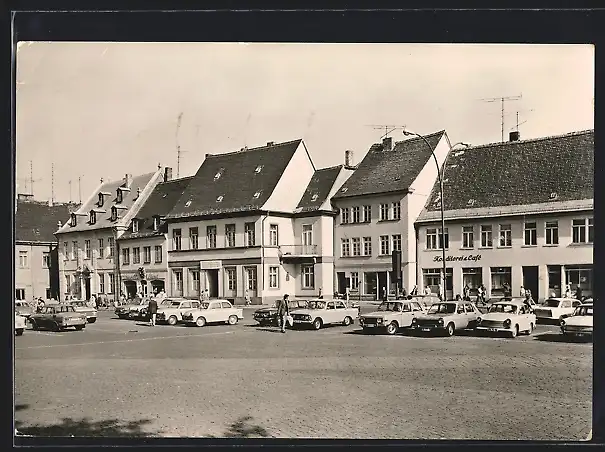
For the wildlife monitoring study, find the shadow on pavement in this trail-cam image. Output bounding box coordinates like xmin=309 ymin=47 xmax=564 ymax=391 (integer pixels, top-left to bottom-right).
xmin=15 ymin=417 xmax=158 ymax=437
xmin=15 ymin=404 xmax=29 ymax=412
xmin=255 ymin=328 xmax=286 ymax=334
xmin=533 ymin=333 xmax=593 ymax=344
xmin=207 ymin=416 xmax=270 ymax=438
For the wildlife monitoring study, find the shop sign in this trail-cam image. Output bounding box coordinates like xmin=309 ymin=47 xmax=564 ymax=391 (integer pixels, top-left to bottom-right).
xmin=200 ymin=260 xmax=222 ymax=270
xmin=433 ymin=254 xmax=482 ymax=263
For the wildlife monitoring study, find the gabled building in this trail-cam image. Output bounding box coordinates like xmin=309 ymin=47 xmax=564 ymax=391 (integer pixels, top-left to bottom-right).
xmin=163 ymin=139 xmax=351 ymax=305
xmin=55 ymin=167 xmax=168 ymax=301
xmin=117 ymin=174 xmax=192 ymax=298
xmin=414 ymin=130 xmax=594 ymax=301
xmin=15 ymin=195 xmax=78 ymax=301
xmin=331 ymin=131 xmax=452 ymax=300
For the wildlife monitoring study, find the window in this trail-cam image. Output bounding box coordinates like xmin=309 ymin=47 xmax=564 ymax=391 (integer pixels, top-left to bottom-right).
xmin=143 ymin=246 xmax=151 ymax=264
xmin=480 ymin=225 xmax=493 ymax=247
xmin=439 ymin=228 xmax=449 ymax=250
xmin=174 ymin=270 xmax=183 ymax=296
xmin=572 ymin=218 xmax=593 ymax=244
xmin=225 ymin=224 xmax=236 ymax=247
xmin=352 ymin=206 xmax=361 ymax=223
xmin=269 ymin=224 xmax=279 ymax=246
xmin=490 ymin=267 xmax=512 ymax=296
xmin=207 ymin=226 xmax=217 ymax=248
xmin=108 ymin=237 xmax=115 ymax=257
xmin=341 ymin=238 xmax=350 ymax=257
xmin=153 ymin=216 xmax=160 ymax=231
xmin=98 ymin=273 xmax=105 ymax=294
xmin=269 ymin=266 xmax=279 ymax=288
xmin=360 ymin=237 xmax=372 ymax=256
xmin=392 ymin=201 xmax=401 ymax=220
xmin=186 ymin=227 xmax=199 ymax=250
xmin=352 ymin=237 xmax=361 ymax=256
xmin=19 ymin=251 xmax=28 ymax=268
xmin=90 ymin=211 xmax=96 ymax=225
xmin=154 ymin=245 xmax=163 ymax=263
xmin=246 ymin=267 xmax=257 ymax=290
xmin=16 ymin=289 xmax=25 ymax=300
xmin=111 ymin=207 xmax=118 ymax=221
xmin=302 ymin=265 xmax=315 ymax=289
xmin=380 ymin=203 xmax=389 ymax=221
xmin=462 ymin=226 xmax=474 ymax=249
xmin=426 ymin=228 xmax=438 ymax=250
xmin=589 ymin=218 xmax=594 ymax=243
xmin=98 ymin=238 xmax=104 ymax=259
xmin=545 ymin=221 xmax=559 ymax=245
xmin=70 ymin=213 xmax=76 ymax=227
xmin=116 ymin=189 xmax=123 ymax=203
xmin=173 ymin=229 xmax=182 ymax=250
xmin=43 ymin=252 xmax=50 ymax=268
xmin=133 ymin=247 xmax=140 ymax=264
xmin=122 ymin=248 xmax=130 ymax=265
xmin=72 ymin=241 xmax=79 ymax=260
xmin=65 ymin=275 xmax=71 ymax=294
xmin=392 ymin=234 xmax=402 ymax=252
xmin=63 ymin=242 xmax=69 ymax=260
xmin=524 ymin=222 xmax=537 ymax=246
xmin=363 ymin=205 xmax=372 ymax=223
xmin=190 ymin=270 xmax=200 ymax=295
xmin=340 ymin=208 xmax=350 ymax=224
xmin=499 ymin=224 xmax=512 ymax=247
xmin=108 ymin=273 xmax=115 ymax=294
xmin=350 ymin=272 xmax=359 ymax=290
xmin=565 ymin=266 xmax=593 ymax=295
xmin=132 ymin=220 xmax=139 ymax=233
xmin=225 ymin=267 xmax=237 ymax=291
xmin=245 ymin=222 xmax=256 ymax=246
xmin=380 ymin=235 xmax=390 ymax=255
xmin=84 ymin=240 xmax=91 ymax=259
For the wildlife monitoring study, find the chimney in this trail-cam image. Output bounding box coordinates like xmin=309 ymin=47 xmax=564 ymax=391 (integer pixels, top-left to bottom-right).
xmin=157 ymin=162 xmax=162 ymax=170
xmin=100 ymin=177 xmax=104 ymax=184
xmin=124 ymin=174 xmax=132 ymax=188
xmin=48 ymin=199 xmax=53 ymax=207
xmin=509 ymin=131 xmax=520 ymax=142
xmin=57 ymin=221 xmax=62 ymax=229
xmin=345 ymin=150 xmax=354 ymax=168
xmin=136 ymin=187 xmax=141 ymax=198
xmin=266 ymin=141 xmax=275 ymax=146
xmin=382 ymin=137 xmax=393 ymax=151
xmin=164 ymin=167 xmax=173 ymax=182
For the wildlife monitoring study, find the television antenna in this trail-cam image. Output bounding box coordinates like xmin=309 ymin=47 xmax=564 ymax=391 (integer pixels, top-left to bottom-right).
xmin=511 ymin=109 xmax=535 ymax=132
xmin=175 ymin=112 xmax=187 ymax=178
xmin=479 ymin=94 xmax=522 ymax=142
xmin=365 ymin=124 xmax=407 ymax=139
xmin=17 ymin=160 xmax=43 ymax=196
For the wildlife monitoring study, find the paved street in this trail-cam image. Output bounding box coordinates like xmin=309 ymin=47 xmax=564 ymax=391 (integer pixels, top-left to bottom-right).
xmin=15 ymin=305 xmax=592 ymax=440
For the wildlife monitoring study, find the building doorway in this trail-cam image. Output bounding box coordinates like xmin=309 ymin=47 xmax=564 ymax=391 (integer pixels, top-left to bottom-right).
xmin=523 ymin=266 xmax=539 ymax=301
xmin=84 ymin=277 xmax=91 ymax=301
xmin=337 ymin=272 xmax=347 ymax=294
xmin=378 ymin=271 xmax=388 ymax=300
xmin=124 ymin=281 xmax=137 ymax=299
xmin=207 ymin=269 xmax=219 ymax=298
xmin=244 ymin=267 xmax=257 ymax=298
xmin=547 ymin=265 xmax=561 ymax=298
xmin=151 ymin=280 xmax=165 ymax=296
xmin=364 ymin=272 xmax=377 ymax=300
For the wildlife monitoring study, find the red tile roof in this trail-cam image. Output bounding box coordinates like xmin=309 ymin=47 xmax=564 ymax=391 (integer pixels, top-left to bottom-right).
xmin=16 ymin=200 xmax=79 ymax=243
xmin=165 ymin=140 xmax=301 ymax=219
xmin=331 ymin=131 xmax=446 ymax=200
xmin=296 ymin=165 xmax=343 ymax=213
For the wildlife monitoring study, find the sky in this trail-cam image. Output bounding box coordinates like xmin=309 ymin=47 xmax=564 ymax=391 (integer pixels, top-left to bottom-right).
xmin=15 ymin=43 xmax=594 ymax=204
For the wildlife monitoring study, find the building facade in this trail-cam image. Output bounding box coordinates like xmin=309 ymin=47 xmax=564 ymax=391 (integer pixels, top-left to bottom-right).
xmin=415 ymin=130 xmax=594 ymax=301
xmin=331 ymin=131 xmax=452 ymax=300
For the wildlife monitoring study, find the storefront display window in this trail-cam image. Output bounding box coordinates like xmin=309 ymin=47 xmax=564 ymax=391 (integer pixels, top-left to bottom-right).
xmin=490 ymin=267 xmax=511 ymax=297
xmin=462 ymin=267 xmax=482 ymax=296
xmin=565 ymin=266 xmax=593 ymax=297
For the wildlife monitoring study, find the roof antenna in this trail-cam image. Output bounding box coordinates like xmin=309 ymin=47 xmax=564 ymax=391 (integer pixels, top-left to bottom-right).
xmin=479 ymin=93 xmax=522 ymax=142
xmin=365 ymin=124 xmax=407 ymax=139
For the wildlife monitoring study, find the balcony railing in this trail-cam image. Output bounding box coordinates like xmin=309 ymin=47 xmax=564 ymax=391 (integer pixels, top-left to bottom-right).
xmin=278 ymin=245 xmax=318 ymax=257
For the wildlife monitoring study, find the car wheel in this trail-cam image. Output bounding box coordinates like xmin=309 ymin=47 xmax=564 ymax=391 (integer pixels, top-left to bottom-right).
xmin=386 ymin=322 xmax=398 ymax=335
xmin=16 ymin=329 xmax=24 ymax=336
xmin=52 ymin=322 xmax=61 ymax=332
xmin=342 ymin=316 xmax=352 ymax=326
xmin=510 ymin=324 xmax=519 ymax=338
xmin=167 ymin=315 xmax=178 ymax=326
xmin=75 ymin=325 xmax=84 ymax=331
xmin=88 ymin=318 xmax=97 ymax=324
xmin=312 ymin=318 xmax=323 ymax=330
xmin=527 ymin=323 xmax=534 ymax=335
xmin=445 ymin=323 xmax=455 ymax=337
xmin=195 ymin=317 xmax=206 ymax=327
xmin=30 ymin=319 xmax=39 ymax=330
xmin=228 ymin=315 xmax=238 ymax=325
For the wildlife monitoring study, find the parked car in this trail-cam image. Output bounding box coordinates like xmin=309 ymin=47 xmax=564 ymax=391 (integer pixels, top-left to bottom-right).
xmin=181 ymin=300 xmax=244 ymax=327
xmin=411 ymin=301 xmax=481 ymax=337
xmin=253 ymin=299 xmax=308 ymax=326
xmin=291 ymin=299 xmax=358 ymax=330
xmin=409 ymin=294 xmax=441 ymax=310
xmin=359 ymin=299 xmax=425 ymax=335
xmin=534 ymin=298 xmax=582 ymax=323
xmin=15 ymin=314 xmax=26 ymax=336
xmin=115 ymin=299 xmax=149 ymax=319
xmin=15 ymin=301 xmax=34 ymax=318
xmin=29 ymin=305 xmax=87 ymax=332
xmin=498 ymin=296 xmax=539 ymax=312
xmin=476 ymin=300 xmax=537 ymax=338
xmin=68 ymin=300 xmax=98 ymax=323
xmin=156 ymin=299 xmax=202 ymax=325
xmin=560 ymin=302 xmax=593 ymax=338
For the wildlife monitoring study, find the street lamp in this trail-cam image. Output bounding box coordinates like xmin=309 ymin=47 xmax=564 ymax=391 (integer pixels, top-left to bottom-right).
xmin=403 ymin=130 xmax=469 ymax=300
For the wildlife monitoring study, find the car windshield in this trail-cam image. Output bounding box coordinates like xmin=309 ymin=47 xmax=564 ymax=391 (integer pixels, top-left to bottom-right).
xmin=308 ymin=301 xmax=326 ymax=310
xmin=378 ymin=302 xmax=404 ymax=312
xmin=545 ymin=299 xmax=562 ymax=308
xmin=427 ymin=303 xmax=456 ymax=314
xmin=489 ymin=304 xmax=518 ymax=314
xmin=169 ymin=301 xmax=182 ymax=307
xmin=574 ymin=305 xmax=593 ymax=316
xmin=289 ymin=300 xmax=307 ymax=309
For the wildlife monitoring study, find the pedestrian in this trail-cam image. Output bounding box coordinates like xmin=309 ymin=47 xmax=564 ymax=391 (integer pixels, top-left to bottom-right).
xmin=575 ymin=285 xmax=583 ymax=301
xmin=455 ymin=294 xmax=462 ymax=301
xmin=276 ymin=294 xmax=290 ymax=333
xmin=477 ymin=284 xmax=485 ymax=305
xmin=519 ymin=285 xmax=525 ymax=298
xmin=438 ymin=283 xmax=444 ymax=301
xmin=147 ymin=296 xmax=158 ymax=326
xmin=463 ymin=284 xmax=470 ymax=301
xmin=382 ymin=286 xmax=388 ymax=302
xmin=244 ymin=289 xmax=251 ymax=306
xmin=401 ymin=287 xmax=408 ymax=299
xmin=564 ymin=284 xmax=572 ymax=298
xmin=36 ymin=298 xmax=45 ymax=313
xmin=423 ymin=286 xmax=431 ymax=295
xmin=524 ymin=289 xmax=535 ymax=312
xmin=318 ymin=288 xmax=323 ymax=299
xmin=158 ymin=289 xmax=166 ymax=300
xmin=201 ymin=289 xmax=209 ymax=302
xmin=345 ymin=287 xmax=350 ymax=303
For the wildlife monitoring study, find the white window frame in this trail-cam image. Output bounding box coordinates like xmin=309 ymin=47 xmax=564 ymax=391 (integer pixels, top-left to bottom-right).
xmin=42 ymin=252 xmax=50 ymax=269
xmin=225 ymin=267 xmax=237 ymax=291
xmin=572 ymin=218 xmax=593 ymax=244
xmin=379 ymin=235 xmax=390 ymax=255
xmin=108 ymin=273 xmax=115 ymax=294
xmin=269 ymin=266 xmax=279 ymax=289
xmin=245 ymin=222 xmax=256 ymax=246
xmin=207 ymin=225 xmax=217 ymax=248
xmin=392 ymin=234 xmax=402 ymax=252
xmin=174 ymin=270 xmax=184 ymax=296
xmin=379 ymin=203 xmax=389 ymax=221
xmin=63 ymin=242 xmax=69 ymax=261
xmin=133 ymin=247 xmax=141 ymax=264
xmin=363 ymin=205 xmax=372 ymax=223
xmin=98 ymin=273 xmax=105 ymax=294
xmin=173 ymin=229 xmax=182 ymax=251
xmin=340 ymin=208 xmax=350 ymax=224
xmin=269 ymin=224 xmax=279 ymax=246
xmin=84 ymin=240 xmax=91 ymax=259
xmin=524 ymin=221 xmax=537 ymax=246
xmin=351 ymin=206 xmax=361 ymax=223
xmin=154 ymin=245 xmax=163 ymax=263
xmin=19 ymin=251 xmax=28 ymax=268
xmin=351 ymin=237 xmax=361 ymax=256
xmin=65 ymin=275 xmax=71 ymax=294
xmin=143 ymin=246 xmax=151 ymax=264
xmin=350 ymin=272 xmax=359 ymax=290
xmin=225 ymin=224 xmax=236 ymax=248
xmin=462 ymin=226 xmax=474 ymax=249
xmin=480 ymin=225 xmax=493 ymax=248
xmin=341 ymin=238 xmax=351 ymax=257
xmin=392 ymin=201 xmax=401 ymax=220
xmin=190 ymin=269 xmax=200 ymax=295
xmin=363 ymin=237 xmax=372 ymax=256
xmin=189 ymin=227 xmax=199 ymax=250
xmin=98 ymin=238 xmax=104 ymax=259
xmin=72 ymin=241 xmax=78 ymax=260
xmin=499 ymin=224 xmax=512 ymax=248
xmin=426 ymin=228 xmax=438 ymax=250
xmin=302 ymin=265 xmax=315 ymax=289
xmin=108 ymin=237 xmax=115 ymax=257
xmin=245 ymin=266 xmax=258 ymax=291
xmin=545 ymin=221 xmax=559 ymax=245
xmin=122 ymin=248 xmax=130 ymax=265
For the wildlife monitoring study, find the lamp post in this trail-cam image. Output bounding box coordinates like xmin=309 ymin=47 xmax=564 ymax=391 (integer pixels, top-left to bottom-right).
xmin=403 ymin=130 xmax=469 ymax=300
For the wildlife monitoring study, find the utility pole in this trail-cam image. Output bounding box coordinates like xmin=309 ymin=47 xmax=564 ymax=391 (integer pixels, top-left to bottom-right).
xmin=69 ymin=180 xmax=72 ymax=203
xmin=365 ymin=124 xmax=407 ymax=139
xmin=480 ymin=94 xmax=522 ymax=142
xmin=51 ymin=163 xmax=54 ymax=203
xmin=176 ymin=112 xmax=186 ymax=178
xmin=18 ymin=160 xmax=42 ymax=196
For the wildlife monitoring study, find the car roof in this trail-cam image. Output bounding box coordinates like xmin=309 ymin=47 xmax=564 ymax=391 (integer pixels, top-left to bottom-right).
xmin=492 ymin=300 xmax=525 ymax=306
xmin=546 ymin=297 xmax=580 ymax=301
xmin=579 ymin=302 xmax=593 ymax=307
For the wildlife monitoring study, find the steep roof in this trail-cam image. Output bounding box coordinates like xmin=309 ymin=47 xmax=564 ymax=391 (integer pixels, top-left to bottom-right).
xmin=296 ymin=165 xmax=343 ymax=213
xmin=165 ymin=140 xmax=301 ymax=219
xmin=331 ymin=130 xmax=446 ymax=200
xmin=16 ymin=200 xmax=78 ymax=243
xmin=120 ymin=177 xmax=193 ymax=240
xmin=417 ymin=129 xmax=594 ymax=221
xmin=56 ymin=172 xmax=156 ymax=234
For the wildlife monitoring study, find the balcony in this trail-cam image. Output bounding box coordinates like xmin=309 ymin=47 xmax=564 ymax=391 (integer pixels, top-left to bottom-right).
xmin=278 ymin=245 xmax=318 ymax=264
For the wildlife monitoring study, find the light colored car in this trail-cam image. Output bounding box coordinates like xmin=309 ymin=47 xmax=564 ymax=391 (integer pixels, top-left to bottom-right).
xmin=409 ymin=294 xmax=441 ymax=310
xmin=156 ymin=299 xmax=202 ymax=325
xmin=476 ymin=300 xmax=537 ymax=338
xmin=181 ymin=300 xmax=244 ymax=327
xmin=15 ymin=301 xmax=34 ymax=318
xmin=291 ymin=299 xmax=358 ymax=330
xmin=359 ymin=300 xmax=425 ymax=335
xmin=29 ymin=305 xmax=87 ymax=332
xmin=497 ymin=296 xmax=539 ymax=312
xmin=560 ymin=302 xmax=593 ymax=337
xmin=15 ymin=314 xmax=26 ymax=336
xmin=68 ymin=300 xmax=98 ymax=323
xmin=411 ymin=301 xmax=481 ymax=337
xmin=534 ymin=298 xmax=582 ymax=322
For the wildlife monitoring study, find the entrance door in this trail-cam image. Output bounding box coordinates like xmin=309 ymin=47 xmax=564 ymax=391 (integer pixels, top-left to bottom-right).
xmin=378 ymin=272 xmax=388 ymax=300
xmin=302 ymin=224 xmax=313 ymax=254
xmin=244 ymin=267 xmax=258 ymax=297
xmin=337 ymin=272 xmax=346 ymax=294
xmin=151 ymin=280 xmax=165 ymax=295
xmin=84 ymin=277 xmax=91 ymax=300
xmin=124 ymin=281 xmax=137 ymax=299
xmin=207 ymin=269 xmax=219 ymax=298
xmin=141 ymin=280 xmax=148 ymax=297
xmin=523 ymin=266 xmax=539 ymax=301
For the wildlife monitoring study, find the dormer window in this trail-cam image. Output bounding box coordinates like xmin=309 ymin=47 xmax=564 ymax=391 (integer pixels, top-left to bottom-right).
xmin=90 ymin=211 xmax=96 ymax=225
xmin=185 ymin=200 xmax=192 ymax=207
xmin=253 ymin=191 xmax=262 ymax=199
xmin=311 ymin=194 xmax=319 ymax=202
xmin=111 ymin=207 xmax=118 ymax=221
xmin=433 ymin=194 xmax=442 ymax=206
xmin=549 ymin=192 xmax=558 ymax=200
xmin=467 ymin=198 xmax=476 ymax=207
xmin=132 ymin=220 xmax=139 ymax=233
xmin=254 ymin=165 xmax=264 ymax=174
xmin=341 ymin=187 xmax=348 ymax=193
xmin=116 ymin=189 xmax=123 ymax=203
xmin=153 ymin=216 xmax=160 ymax=231
xmin=216 ymin=195 xmax=224 ymax=202
xmin=214 ymin=168 xmax=224 ymax=181
xmin=70 ymin=213 xmax=77 ymax=227
xmin=98 ymin=193 xmax=104 ymax=207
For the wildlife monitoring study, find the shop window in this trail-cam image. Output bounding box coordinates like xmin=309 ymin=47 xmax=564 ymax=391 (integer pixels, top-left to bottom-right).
xmin=462 ymin=267 xmax=482 ymax=296
xmin=490 ymin=267 xmax=512 ymax=297
xmin=15 ymin=289 xmax=25 ymax=300
xmin=565 ymin=266 xmax=593 ymax=297
xmin=350 ymin=272 xmax=359 ymax=290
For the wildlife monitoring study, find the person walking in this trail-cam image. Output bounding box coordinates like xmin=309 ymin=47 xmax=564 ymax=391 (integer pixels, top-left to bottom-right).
xmin=524 ymin=289 xmax=535 ymax=312
xmin=519 ymin=285 xmax=526 ymax=298
xmin=147 ymin=297 xmax=158 ymax=327
xmin=276 ymin=294 xmax=290 ymax=333
xmin=575 ymin=285 xmax=583 ymax=301
xmin=463 ymin=284 xmax=470 ymax=302
xmin=201 ymin=289 xmax=209 ymax=302
xmin=244 ymin=289 xmax=251 ymax=306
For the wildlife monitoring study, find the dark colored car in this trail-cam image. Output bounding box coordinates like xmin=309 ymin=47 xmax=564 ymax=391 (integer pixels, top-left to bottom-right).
xmin=253 ymin=299 xmax=308 ymax=326
xmin=29 ymin=305 xmax=87 ymax=332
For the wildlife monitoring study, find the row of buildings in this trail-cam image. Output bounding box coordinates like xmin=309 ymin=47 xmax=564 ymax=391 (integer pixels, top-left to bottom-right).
xmin=15 ymin=129 xmax=594 ymax=305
